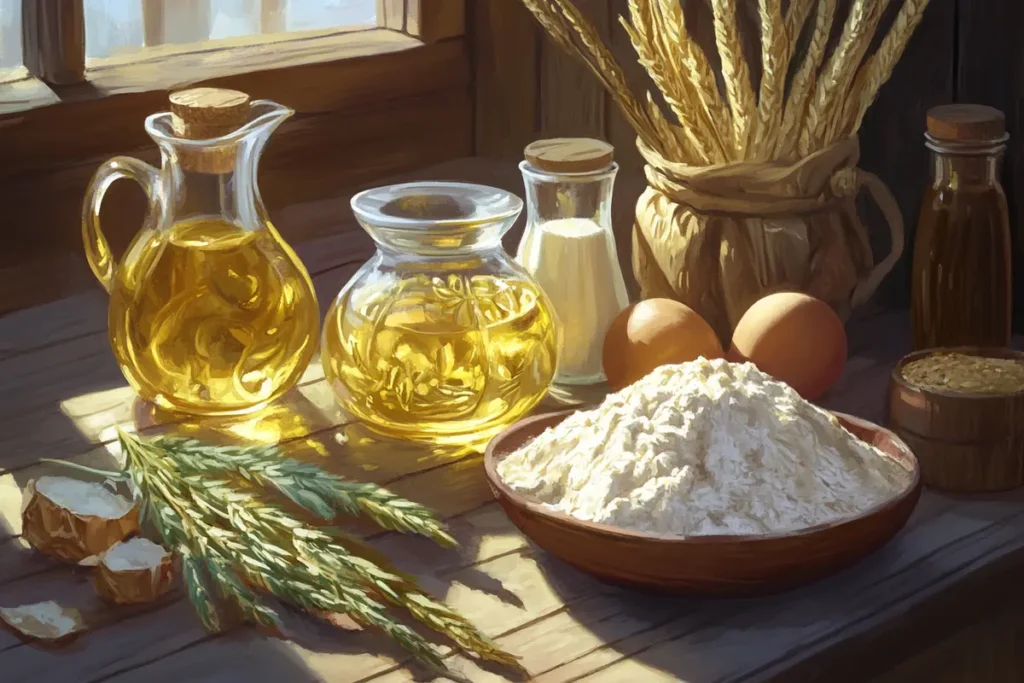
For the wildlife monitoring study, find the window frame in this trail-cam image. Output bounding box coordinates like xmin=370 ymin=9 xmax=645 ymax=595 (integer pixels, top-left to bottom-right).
xmin=0 ymin=0 xmax=470 ymax=313
xmin=2 ymin=0 xmax=468 ymax=166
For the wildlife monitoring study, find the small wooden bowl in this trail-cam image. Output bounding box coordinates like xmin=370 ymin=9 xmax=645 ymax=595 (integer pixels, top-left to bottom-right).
xmin=484 ymin=409 xmax=921 ymax=596
xmin=888 ymin=346 xmax=1024 ymax=493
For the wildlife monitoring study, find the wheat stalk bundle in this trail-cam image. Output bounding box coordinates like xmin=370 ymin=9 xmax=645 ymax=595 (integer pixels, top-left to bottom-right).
xmin=520 ymin=0 xmax=932 ymax=165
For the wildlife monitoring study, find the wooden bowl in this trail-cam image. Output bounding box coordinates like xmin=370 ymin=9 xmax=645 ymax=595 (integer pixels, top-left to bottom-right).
xmin=484 ymin=409 xmax=921 ymax=596
xmin=888 ymin=346 xmax=1024 ymax=493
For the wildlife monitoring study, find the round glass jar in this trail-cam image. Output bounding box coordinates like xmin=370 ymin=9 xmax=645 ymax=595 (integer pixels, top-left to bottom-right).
xmin=321 ymin=182 xmax=559 ymax=445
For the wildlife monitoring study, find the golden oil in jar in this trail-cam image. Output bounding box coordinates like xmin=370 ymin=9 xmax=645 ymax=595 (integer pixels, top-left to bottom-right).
xmin=322 ymin=274 xmax=557 ymax=443
xmin=108 ymin=217 xmax=320 ymax=415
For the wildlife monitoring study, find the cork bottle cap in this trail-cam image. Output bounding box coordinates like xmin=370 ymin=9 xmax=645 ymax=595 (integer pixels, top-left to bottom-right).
xmin=168 ymin=88 xmax=251 ymax=173
xmin=524 ymin=138 xmax=614 ymax=174
xmin=170 ymin=87 xmax=250 ymax=138
xmin=926 ymin=104 xmax=1006 ymax=142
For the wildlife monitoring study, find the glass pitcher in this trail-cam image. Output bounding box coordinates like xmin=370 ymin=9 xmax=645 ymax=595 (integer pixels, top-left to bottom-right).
xmin=82 ymin=89 xmax=320 ymax=416
xmin=321 ymin=182 xmax=559 ymax=445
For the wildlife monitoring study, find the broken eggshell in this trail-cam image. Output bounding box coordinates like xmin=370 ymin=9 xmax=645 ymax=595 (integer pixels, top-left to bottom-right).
xmin=0 ymin=600 xmax=85 ymax=642
xmin=21 ymin=476 xmax=139 ymax=563
xmin=94 ymin=537 xmax=175 ymax=605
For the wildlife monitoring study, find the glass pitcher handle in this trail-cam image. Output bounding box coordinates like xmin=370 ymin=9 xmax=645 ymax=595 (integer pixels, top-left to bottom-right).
xmin=82 ymin=157 xmax=159 ymax=293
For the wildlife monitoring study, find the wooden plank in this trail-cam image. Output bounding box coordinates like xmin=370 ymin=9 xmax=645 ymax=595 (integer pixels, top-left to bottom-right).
xmin=407 ymin=0 xmax=465 ymax=43
xmin=0 ymin=459 xmax=515 ymax=679
xmin=0 ymin=313 xmax=900 ymax=568
xmin=866 ymin=602 xmax=1024 ymax=683
xmin=0 ymin=86 xmax=472 ymax=311
xmin=260 ymin=0 xmax=286 ymax=33
xmin=0 ymin=401 xmax=488 ymax=545
xmin=0 ymin=230 xmax=364 ymax=360
xmin=5 ymin=305 xmax=1024 ymax=681
xmin=0 ymin=258 xmax=367 ymax=475
xmin=0 ymin=535 xmax=58 ymax=586
xmin=0 ymin=314 xmax=981 ymax=683
xmin=14 ymin=477 xmax=1013 ymax=683
xmin=141 ymin=0 xmax=165 ymax=47
xmin=540 ymin=498 xmax=1024 ymax=682
xmin=377 ymin=0 xmax=406 ymax=30
xmin=361 ymin=494 xmax=957 ymax=682
xmin=0 ymin=157 xmax=530 ymax=476
xmin=538 ymin=0 xmax=607 ymax=139
xmin=471 ymin=0 xmax=539 ymax=158
xmin=0 ymin=154 xmax=515 ymax=320
xmin=70 ymin=548 xmax=605 ymax=683
xmin=0 ymin=33 xmax=472 ymax=313
xmin=20 ymin=0 xmax=85 ymax=85
xmin=2 ymin=32 xmax=469 ymax=174
xmin=0 ymin=155 xmax=521 ymax=359
xmin=371 ymin=592 xmax=680 ymax=683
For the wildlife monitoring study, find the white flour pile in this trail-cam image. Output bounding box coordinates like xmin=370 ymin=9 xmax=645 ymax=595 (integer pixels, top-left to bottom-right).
xmin=497 ymin=358 xmax=912 ymax=536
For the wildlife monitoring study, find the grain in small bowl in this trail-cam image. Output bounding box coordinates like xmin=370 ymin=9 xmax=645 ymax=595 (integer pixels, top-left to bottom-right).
xmin=888 ymin=347 xmax=1024 ymax=492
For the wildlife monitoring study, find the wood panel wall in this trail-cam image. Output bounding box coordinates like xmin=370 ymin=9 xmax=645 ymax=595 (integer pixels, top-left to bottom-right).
xmin=0 ymin=28 xmax=472 ymax=315
xmin=473 ymin=0 xmax=1021 ymax=317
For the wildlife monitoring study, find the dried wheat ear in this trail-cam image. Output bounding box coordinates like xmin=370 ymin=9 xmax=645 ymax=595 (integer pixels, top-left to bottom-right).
xmin=521 ymin=0 xmax=932 ymax=165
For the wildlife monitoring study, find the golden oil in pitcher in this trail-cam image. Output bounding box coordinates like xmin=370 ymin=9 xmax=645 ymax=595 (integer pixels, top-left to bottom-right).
xmin=109 ymin=217 xmax=319 ymax=414
xmin=83 ymin=88 xmax=320 ymax=415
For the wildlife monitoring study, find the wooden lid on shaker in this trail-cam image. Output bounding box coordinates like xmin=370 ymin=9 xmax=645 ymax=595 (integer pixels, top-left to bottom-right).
xmin=926 ymin=104 xmax=1006 ymax=142
xmin=524 ymin=138 xmax=614 ymax=174
xmin=169 ymin=88 xmax=251 ymax=173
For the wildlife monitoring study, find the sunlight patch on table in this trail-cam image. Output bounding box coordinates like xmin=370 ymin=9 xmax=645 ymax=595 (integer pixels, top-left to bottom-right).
xmin=59 ymin=386 xmax=136 ymax=419
xmin=297 ymin=380 xmax=349 ymax=425
xmin=0 ymin=473 xmax=25 ymax=536
xmin=60 ymin=386 xmax=137 ymax=447
xmin=463 ymin=507 xmax=525 ymax=564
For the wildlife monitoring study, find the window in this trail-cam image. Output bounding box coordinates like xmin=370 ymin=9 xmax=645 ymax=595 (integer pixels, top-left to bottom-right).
xmin=84 ymin=0 xmax=377 ymax=61
xmin=0 ymin=0 xmax=21 ymax=78
xmin=1 ymin=0 xmax=470 ymax=311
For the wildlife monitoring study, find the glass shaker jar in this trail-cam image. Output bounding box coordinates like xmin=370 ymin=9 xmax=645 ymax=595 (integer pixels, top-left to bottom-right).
xmin=321 ymin=182 xmax=558 ymax=445
xmin=911 ymin=104 xmax=1012 ymax=350
xmin=517 ymin=138 xmax=630 ymax=385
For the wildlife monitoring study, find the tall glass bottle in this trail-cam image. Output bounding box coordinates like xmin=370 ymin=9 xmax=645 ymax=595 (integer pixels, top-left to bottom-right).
xmin=911 ymin=104 xmax=1012 ymax=350
xmin=517 ymin=138 xmax=630 ymax=385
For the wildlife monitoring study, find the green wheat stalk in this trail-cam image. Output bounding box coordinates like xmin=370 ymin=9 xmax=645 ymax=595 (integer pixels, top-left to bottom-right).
xmin=49 ymin=429 xmax=524 ymax=681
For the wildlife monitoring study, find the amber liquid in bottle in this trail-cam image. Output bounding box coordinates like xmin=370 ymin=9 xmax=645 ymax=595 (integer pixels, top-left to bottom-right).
xmin=108 ymin=218 xmax=320 ymax=415
xmin=911 ymin=150 xmax=1012 ymax=350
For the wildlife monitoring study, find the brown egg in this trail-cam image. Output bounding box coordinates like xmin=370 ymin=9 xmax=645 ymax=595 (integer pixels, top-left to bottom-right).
xmin=603 ymin=299 xmax=724 ymax=390
xmin=728 ymin=292 xmax=847 ymax=401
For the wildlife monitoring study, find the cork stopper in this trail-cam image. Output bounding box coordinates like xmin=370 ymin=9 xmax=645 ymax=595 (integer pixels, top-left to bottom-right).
xmin=524 ymin=138 xmax=614 ymax=174
xmin=169 ymin=87 xmax=251 ymax=173
xmin=927 ymin=104 xmax=1006 ymax=142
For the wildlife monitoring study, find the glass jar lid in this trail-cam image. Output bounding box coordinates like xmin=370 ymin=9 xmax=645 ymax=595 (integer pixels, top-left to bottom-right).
xmin=350 ymin=182 xmax=523 ymax=255
xmin=524 ymin=138 xmax=614 ymax=174
xmin=925 ymin=104 xmax=1009 ymax=155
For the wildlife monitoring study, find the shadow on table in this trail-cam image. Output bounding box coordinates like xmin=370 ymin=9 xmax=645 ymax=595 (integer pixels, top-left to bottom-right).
xmin=2 ymin=387 xmax=528 ymax=682
xmin=530 ymin=487 xmax=1016 ymax=683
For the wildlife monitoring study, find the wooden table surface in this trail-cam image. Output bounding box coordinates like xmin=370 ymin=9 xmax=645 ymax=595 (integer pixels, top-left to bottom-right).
xmin=3 ymin=161 xmax=1024 ymax=683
